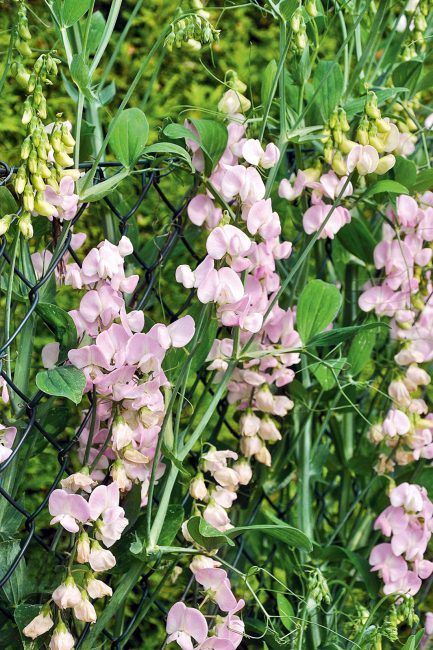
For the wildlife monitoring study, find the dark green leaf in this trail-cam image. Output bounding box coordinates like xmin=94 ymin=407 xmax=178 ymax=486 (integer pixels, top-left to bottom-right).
xmin=392 ymin=59 xmax=423 ymax=97
xmin=0 ymin=540 xmax=27 ymax=604
xmin=158 ymin=505 xmax=185 ymax=546
xmin=70 ymin=54 xmax=97 ymax=102
xmin=79 ymin=168 xmax=130 ymax=202
xmin=0 ymin=186 xmax=17 ymax=216
xmin=88 ymin=10 xmax=106 ymax=53
xmin=394 ymin=156 xmax=417 ymax=191
xmin=314 ymin=61 xmax=344 ymax=121
xmin=55 ymin=0 xmax=92 ymax=26
xmin=308 ymin=322 xmax=387 ymax=347
xmin=187 ymin=516 xmax=235 ymax=551
xmin=297 ymin=280 xmax=342 ymax=344
xmin=109 ymin=108 xmax=149 ymax=168
xmin=277 ymin=593 xmax=294 ymax=631
xmin=99 ymin=80 xmax=116 ymax=106
xmin=36 ymin=303 xmax=77 ymax=354
xmin=344 ymin=88 xmax=409 ymax=119
xmin=35 ymin=366 xmax=86 ymax=404
xmin=310 ymin=358 xmax=346 ymax=390
xmin=163 ymin=123 xmax=201 ymax=147
xmin=337 ymin=217 xmax=377 ymax=263
xmin=417 ymin=70 xmax=433 ymax=94
xmin=190 ymin=118 xmax=228 ymax=175
xmin=142 ymin=142 xmax=193 ymax=171
xmin=362 ymin=180 xmax=409 ymax=198
xmin=278 ymin=0 xmax=298 ymax=21
xmin=226 ymin=524 xmax=312 ymax=552
xmin=348 ymin=326 xmax=377 ymax=376
xmin=401 ymin=630 xmax=425 ymax=650
xmin=413 ymin=169 xmax=433 ymax=193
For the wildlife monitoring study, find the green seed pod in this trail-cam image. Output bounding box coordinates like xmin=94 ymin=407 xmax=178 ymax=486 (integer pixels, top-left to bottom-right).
xmin=15 ymin=166 xmax=27 ymax=194
xmin=23 ymin=184 xmax=35 ymax=212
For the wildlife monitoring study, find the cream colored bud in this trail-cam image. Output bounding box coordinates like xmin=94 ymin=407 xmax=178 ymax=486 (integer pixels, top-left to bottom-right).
xmin=34 ymin=192 xmax=57 ymax=218
xmin=77 ymin=532 xmax=91 ymax=564
xmin=23 ymin=184 xmax=34 ymax=212
xmin=0 ymin=214 xmax=14 ymax=236
xmin=31 ymin=174 xmax=46 ymax=192
xmin=19 ymin=213 xmax=33 ymax=239
xmin=54 ymin=150 xmax=74 ymax=167
xmin=15 ymin=167 xmax=27 ymax=195
xmin=375 ymin=154 xmax=396 ymax=175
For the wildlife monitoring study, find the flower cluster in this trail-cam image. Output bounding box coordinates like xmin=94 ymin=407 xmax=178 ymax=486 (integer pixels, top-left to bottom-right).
xmin=176 ymin=98 xmax=300 ymax=502
xmin=278 ymin=93 xmax=416 ymax=239
xmin=166 ymin=556 xmax=244 ymax=650
xmin=359 ymin=193 xmax=433 ymax=470
xmin=22 ymin=234 xmax=195 ymax=646
xmin=369 ymin=483 xmax=433 ymax=596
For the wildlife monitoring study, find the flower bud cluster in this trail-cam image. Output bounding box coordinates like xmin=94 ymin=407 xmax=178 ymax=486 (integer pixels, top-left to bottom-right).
xmin=3 ymin=49 xmax=80 ymax=239
xmin=164 ymin=11 xmax=219 ymax=52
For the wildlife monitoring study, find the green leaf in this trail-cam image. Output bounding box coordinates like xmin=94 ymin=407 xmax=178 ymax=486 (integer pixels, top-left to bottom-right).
xmin=158 ymin=505 xmax=185 ymax=546
xmin=36 ymin=303 xmax=77 ymax=354
xmin=348 ymin=326 xmax=377 ymax=376
xmin=0 ymin=540 xmax=27 ymax=604
xmin=278 ymin=0 xmax=298 ymax=21
xmin=35 ymin=366 xmax=86 ymax=404
xmin=187 ymin=516 xmax=235 ymax=551
xmin=190 ymin=118 xmax=228 ymax=175
xmin=318 ymin=545 xmax=378 ymax=597
xmin=163 ymin=123 xmax=201 ymax=147
xmin=0 ymin=186 xmax=17 ymax=216
xmin=142 ymin=142 xmax=194 ymax=171
xmin=344 ymin=88 xmax=409 ymax=119
xmin=401 ymin=630 xmax=424 ymax=650
xmin=310 ymin=358 xmax=346 ymax=391
xmin=394 ymin=156 xmax=417 ymax=191
xmin=79 ymin=168 xmax=130 ymax=202
xmin=51 ymin=0 xmax=92 ymax=26
xmin=99 ymin=80 xmax=116 ymax=106
xmin=392 ymin=59 xmax=423 ymax=97
xmin=337 ymin=217 xmax=377 ymax=263
xmin=109 ymin=108 xmax=149 ymax=168
xmin=308 ymin=322 xmax=386 ymax=347
xmin=362 ymin=180 xmax=409 ymax=199
xmin=413 ymin=169 xmax=433 ymax=193
xmin=417 ymin=70 xmax=433 ymax=94
xmin=226 ymin=524 xmax=312 ymax=552
xmin=88 ymin=10 xmax=106 ymax=53
xmin=70 ymin=54 xmax=96 ymax=102
xmin=277 ymin=593 xmax=294 ymax=631
xmin=261 ymin=59 xmax=277 ymax=107
xmin=297 ymin=280 xmax=342 ymax=344
xmin=314 ymin=61 xmax=344 ymax=121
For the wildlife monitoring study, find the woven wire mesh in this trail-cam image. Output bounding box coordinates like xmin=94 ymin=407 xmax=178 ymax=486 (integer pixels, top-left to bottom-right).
xmin=0 ymin=157 xmax=337 ymax=648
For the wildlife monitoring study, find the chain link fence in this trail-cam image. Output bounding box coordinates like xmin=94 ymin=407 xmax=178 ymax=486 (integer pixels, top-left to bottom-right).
xmin=0 ymin=158 xmax=336 ymax=648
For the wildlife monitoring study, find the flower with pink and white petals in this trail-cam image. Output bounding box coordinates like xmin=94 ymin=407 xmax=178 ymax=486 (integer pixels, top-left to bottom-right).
xmin=48 ymin=489 xmax=90 ymax=533
xmin=0 ymin=424 xmax=16 ymax=464
xmin=194 ymin=567 xmax=239 ymax=612
xmin=166 ymin=602 xmax=208 ymax=650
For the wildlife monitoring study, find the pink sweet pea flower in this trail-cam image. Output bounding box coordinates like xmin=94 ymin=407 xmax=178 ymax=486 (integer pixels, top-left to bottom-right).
xmin=390 ymin=483 xmax=424 ymax=512
xmin=303 ymin=202 xmax=351 ymax=239
xmin=382 ymin=409 xmax=411 ymax=438
xmin=187 ymin=194 xmax=222 ymax=228
xmin=194 ymin=567 xmax=238 ymax=612
xmin=88 ymin=482 xmax=128 ymax=547
xmin=48 ymin=489 xmax=91 ymax=533
xmin=148 ymin=315 xmax=195 ymax=350
xmin=166 ymin=602 xmax=208 ymax=650
xmin=369 ymin=543 xmax=408 ymax=583
xmin=0 ymin=424 xmax=16 ymax=463
xmin=41 ymin=342 xmax=60 ymax=369
xmin=44 ymin=176 xmax=79 ymax=221
xmin=207 ymin=225 xmax=252 ymax=260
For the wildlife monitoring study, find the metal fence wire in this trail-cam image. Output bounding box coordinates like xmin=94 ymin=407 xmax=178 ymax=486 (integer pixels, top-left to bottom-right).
xmin=0 ymin=157 xmax=322 ymax=648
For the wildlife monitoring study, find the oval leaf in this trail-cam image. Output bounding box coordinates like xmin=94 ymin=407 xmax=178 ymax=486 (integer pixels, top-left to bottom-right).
xmin=109 ymin=108 xmax=149 ymax=168
xmin=297 ymin=280 xmax=342 ymax=344
xmin=36 ymin=366 xmax=86 ymax=404
xmin=190 ymin=118 xmax=228 ymax=175
xmin=187 ymin=516 xmax=235 ymax=551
